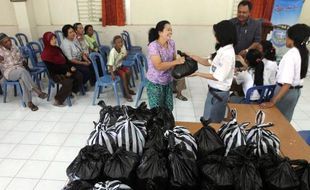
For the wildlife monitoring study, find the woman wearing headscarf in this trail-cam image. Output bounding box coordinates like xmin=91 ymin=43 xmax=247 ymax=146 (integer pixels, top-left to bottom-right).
xmin=41 ymin=32 xmax=83 ymax=106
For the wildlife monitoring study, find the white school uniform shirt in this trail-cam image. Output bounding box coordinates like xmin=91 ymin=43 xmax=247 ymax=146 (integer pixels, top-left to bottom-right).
xmin=262 ymin=58 xmax=278 ymax=85
xmin=235 ymin=69 xmax=260 ymax=100
xmin=277 ymin=47 xmax=302 ymax=86
xmin=208 ymin=44 xmax=235 ymax=91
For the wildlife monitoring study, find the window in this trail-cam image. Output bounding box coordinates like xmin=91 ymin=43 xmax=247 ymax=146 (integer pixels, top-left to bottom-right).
xmin=232 ymin=0 xmax=242 ymax=17
xmin=77 ymin=0 xmax=102 ymax=24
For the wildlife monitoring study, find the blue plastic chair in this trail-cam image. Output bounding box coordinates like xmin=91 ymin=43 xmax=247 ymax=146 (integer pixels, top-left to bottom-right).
xmin=298 ymin=130 xmax=310 ymax=146
xmin=15 ymin=33 xmax=29 ymax=46
xmin=26 ymin=42 xmax=47 ymax=69
xmin=54 ymin=30 xmax=63 ymax=46
xmin=122 ymin=30 xmax=142 ymax=51
xmin=98 ymin=45 xmax=111 ymax=64
xmin=38 ymin=37 xmax=44 ymax=49
xmin=2 ymin=79 xmax=26 ymax=107
xmin=93 ymin=30 xmax=101 ymax=46
xmin=134 ymin=53 xmax=148 ymax=107
xmin=89 ymin=52 xmax=123 ymax=105
xmin=244 ymin=85 xmax=276 ymax=104
xmin=10 ymin=37 xmax=19 ymax=47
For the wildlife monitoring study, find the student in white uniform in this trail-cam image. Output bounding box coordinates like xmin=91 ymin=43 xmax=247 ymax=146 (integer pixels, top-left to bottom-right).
xmin=231 ymin=49 xmax=264 ymax=103
xmin=190 ymin=20 xmax=237 ymax=122
xmin=261 ymin=24 xmax=310 ymax=122
xmin=261 ymin=40 xmax=277 ymax=85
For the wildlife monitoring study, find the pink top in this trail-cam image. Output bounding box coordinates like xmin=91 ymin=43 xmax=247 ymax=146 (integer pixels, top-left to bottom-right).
xmin=146 ymin=39 xmax=175 ymax=85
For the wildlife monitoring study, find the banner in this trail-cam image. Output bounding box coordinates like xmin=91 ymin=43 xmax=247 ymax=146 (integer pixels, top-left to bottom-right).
xmin=269 ymin=0 xmax=305 ymax=57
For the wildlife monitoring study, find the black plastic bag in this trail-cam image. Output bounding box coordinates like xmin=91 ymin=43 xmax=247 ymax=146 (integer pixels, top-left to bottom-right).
xmin=199 ymin=154 xmax=234 ymax=190
xmin=144 ymin=118 xmax=168 ymax=151
xmin=291 ymin=159 xmax=310 ymax=190
xmin=66 ymin=145 xmax=111 ymax=182
xmin=127 ymin=102 xmax=154 ymax=122
xmin=194 ymin=117 xmax=224 ymax=158
xmin=136 ymin=148 xmax=169 ymax=190
xmin=94 ymin=180 xmax=132 ymax=190
xmin=62 ymin=180 xmax=93 ymax=190
xmin=98 ymin=101 xmax=123 ymax=125
xmin=172 ymin=50 xmax=198 ymax=79
xmin=104 ymin=148 xmax=139 ymax=186
xmin=259 ymin=151 xmax=300 ymax=190
xmin=167 ymin=133 xmax=198 ymax=190
xmin=227 ymin=145 xmax=263 ymax=190
xmin=150 ymin=107 xmax=175 ymax=131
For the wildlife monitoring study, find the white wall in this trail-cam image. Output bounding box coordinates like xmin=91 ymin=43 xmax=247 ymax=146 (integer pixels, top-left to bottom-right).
xmin=0 ymin=0 xmax=17 ymax=26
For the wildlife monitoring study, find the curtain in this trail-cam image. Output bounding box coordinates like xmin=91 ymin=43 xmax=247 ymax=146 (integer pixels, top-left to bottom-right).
xmin=102 ymin=0 xmax=125 ymax=26
xmin=250 ymin=0 xmax=275 ymax=21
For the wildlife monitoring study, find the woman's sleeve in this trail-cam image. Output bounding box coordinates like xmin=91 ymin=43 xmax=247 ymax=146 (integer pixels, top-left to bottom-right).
xmin=148 ymin=43 xmax=160 ymax=57
xmin=61 ymin=43 xmax=73 ymax=60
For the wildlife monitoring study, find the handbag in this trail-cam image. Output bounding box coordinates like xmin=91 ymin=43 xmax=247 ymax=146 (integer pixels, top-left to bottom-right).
xmin=172 ymin=50 xmax=198 ymax=79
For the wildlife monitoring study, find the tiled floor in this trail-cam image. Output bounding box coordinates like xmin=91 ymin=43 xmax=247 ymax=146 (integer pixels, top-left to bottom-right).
xmin=0 ymin=66 xmax=309 ymax=189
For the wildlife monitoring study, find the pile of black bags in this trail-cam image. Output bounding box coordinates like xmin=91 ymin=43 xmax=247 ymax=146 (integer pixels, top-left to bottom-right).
xmin=63 ymin=102 xmax=310 ymax=190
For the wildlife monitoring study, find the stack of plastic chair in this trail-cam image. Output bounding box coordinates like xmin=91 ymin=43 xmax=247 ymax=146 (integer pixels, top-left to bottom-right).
xmin=122 ymin=30 xmax=142 ymax=52
xmin=38 ymin=37 xmax=44 ymax=49
xmin=134 ymin=53 xmax=148 ymax=107
xmin=298 ymin=131 xmax=310 ymax=146
xmin=89 ymin=52 xmax=123 ymax=105
xmin=244 ymin=85 xmax=276 ymax=104
xmin=10 ymin=37 xmax=19 ymax=47
xmin=93 ymin=30 xmax=102 ymax=47
xmin=15 ymin=33 xmax=29 ymax=47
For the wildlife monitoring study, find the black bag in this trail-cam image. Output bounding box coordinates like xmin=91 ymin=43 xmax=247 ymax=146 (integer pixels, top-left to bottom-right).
xmin=66 ymin=145 xmax=111 ymax=182
xmin=199 ymin=154 xmax=234 ymax=190
xmin=291 ymin=160 xmax=310 ymax=190
xmin=259 ymin=151 xmax=300 ymax=190
xmin=62 ymin=180 xmax=93 ymax=190
xmin=150 ymin=107 xmax=175 ymax=131
xmin=94 ymin=180 xmax=132 ymax=190
xmin=144 ymin=118 xmax=168 ymax=151
xmin=167 ymin=133 xmax=198 ymax=190
xmin=227 ymin=145 xmax=263 ymax=190
xmin=246 ymin=110 xmax=280 ymax=157
xmin=127 ymin=102 xmax=154 ymax=122
xmin=104 ymin=148 xmax=139 ymax=186
xmin=194 ymin=117 xmax=224 ymax=158
xmin=172 ymin=50 xmax=198 ymax=79
xmin=98 ymin=101 xmax=123 ymax=125
xmin=136 ymin=148 xmax=169 ymax=190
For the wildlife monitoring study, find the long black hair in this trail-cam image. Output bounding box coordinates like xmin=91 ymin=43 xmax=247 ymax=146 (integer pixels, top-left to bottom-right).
xmin=148 ymin=20 xmax=170 ymax=44
xmin=213 ymin=20 xmax=237 ymax=48
xmin=287 ymin=23 xmax=310 ymax=79
xmin=261 ymin=40 xmax=276 ymax=61
xmin=246 ymin=49 xmax=264 ymax=86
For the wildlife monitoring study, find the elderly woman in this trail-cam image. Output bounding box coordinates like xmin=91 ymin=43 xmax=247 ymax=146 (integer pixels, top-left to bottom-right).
xmin=60 ymin=24 xmax=95 ymax=85
xmin=0 ymin=33 xmax=47 ymax=111
xmin=41 ymin=32 xmax=83 ymax=106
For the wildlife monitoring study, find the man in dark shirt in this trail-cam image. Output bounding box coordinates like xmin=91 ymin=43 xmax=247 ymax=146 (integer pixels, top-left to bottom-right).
xmin=230 ymin=0 xmax=262 ymax=56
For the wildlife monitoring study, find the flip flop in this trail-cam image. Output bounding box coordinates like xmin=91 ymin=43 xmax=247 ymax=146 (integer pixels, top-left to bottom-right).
xmin=28 ymin=103 xmax=39 ymax=111
xmin=38 ymin=92 xmax=48 ymax=99
xmin=176 ymin=95 xmax=188 ymax=101
xmin=129 ymin=90 xmax=136 ymax=95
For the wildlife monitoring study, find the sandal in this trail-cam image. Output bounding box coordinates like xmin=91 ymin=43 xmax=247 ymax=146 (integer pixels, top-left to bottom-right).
xmin=129 ymin=90 xmax=136 ymax=95
xmin=125 ymin=96 xmax=133 ymax=102
xmin=38 ymin=92 xmax=48 ymax=99
xmin=28 ymin=102 xmax=39 ymax=111
xmin=176 ymin=95 xmax=188 ymax=101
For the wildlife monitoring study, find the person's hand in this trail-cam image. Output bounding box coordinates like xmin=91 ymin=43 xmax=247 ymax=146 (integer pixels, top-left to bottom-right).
xmin=65 ymin=72 xmax=72 ymax=77
xmin=189 ymin=55 xmax=200 ymax=62
xmin=176 ymin=56 xmax=185 ymax=65
xmin=260 ymin=101 xmax=275 ymax=109
xmin=188 ymin=72 xmax=199 ymax=77
xmin=239 ymin=49 xmax=248 ymax=58
xmin=70 ymin=66 xmax=76 ymax=72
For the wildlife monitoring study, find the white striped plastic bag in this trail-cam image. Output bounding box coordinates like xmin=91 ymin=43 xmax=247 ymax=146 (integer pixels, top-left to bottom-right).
xmin=94 ymin=180 xmax=132 ymax=190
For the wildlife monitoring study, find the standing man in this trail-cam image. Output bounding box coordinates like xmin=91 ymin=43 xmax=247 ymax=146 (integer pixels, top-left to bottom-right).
xmin=230 ymin=0 xmax=262 ymax=56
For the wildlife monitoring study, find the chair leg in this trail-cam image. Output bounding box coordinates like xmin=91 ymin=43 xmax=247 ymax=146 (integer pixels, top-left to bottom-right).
xmin=135 ymin=84 xmax=144 ymax=107
xmin=97 ymin=86 xmax=102 ymax=98
xmin=0 ymin=85 xmax=2 ymax=95
xmin=113 ymin=83 xmax=120 ymax=106
xmin=130 ymin=67 xmax=135 ymax=88
xmin=16 ymin=84 xmax=26 ymax=107
xmin=134 ymin=64 xmax=139 ymax=80
xmin=14 ymin=85 xmax=17 ymax=96
xmin=47 ymin=82 xmax=52 ymax=101
xmin=93 ymin=84 xmax=99 ymax=105
xmin=66 ymin=97 xmax=72 ymax=107
xmin=3 ymin=83 xmax=8 ymax=103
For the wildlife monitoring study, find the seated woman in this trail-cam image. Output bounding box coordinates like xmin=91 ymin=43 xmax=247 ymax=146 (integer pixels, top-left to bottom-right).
xmin=261 ymin=40 xmax=278 ymax=85
xmin=73 ymin=22 xmax=89 ymax=54
xmin=107 ymin=35 xmax=135 ymax=102
xmin=230 ymin=49 xmax=264 ymax=103
xmin=60 ymin=24 xmax=94 ymax=86
xmin=41 ymin=32 xmax=83 ymax=106
xmin=84 ymin=25 xmax=99 ymax=52
xmin=0 ymin=33 xmax=47 ymax=111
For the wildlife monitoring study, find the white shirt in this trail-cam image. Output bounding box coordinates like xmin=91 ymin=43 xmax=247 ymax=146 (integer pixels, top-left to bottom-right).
xmin=208 ymin=44 xmax=235 ymax=91
xmin=235 ymin=69 xmax=260 ymax=100
xmin=107 ymin=46 xmax=127 ymax=71
xmin=262 ymin=58 xmax=277 ymax=85
xmin=277 ymin=47 xmax=302 ymax=86
xmin=60 ymin=38 xmax=83 ymax=61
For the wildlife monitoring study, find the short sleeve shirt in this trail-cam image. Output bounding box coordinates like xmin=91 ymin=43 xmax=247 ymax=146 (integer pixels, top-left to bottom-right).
xmin=60 ymin=38 xmax=83 ymax=61
xmin=0 ymin=45 xmax=24 ymax=79
xmin=208 ymin=44 xmax=235 ymax=91
xmin=277 ymin=47 xmax=302 ymax=86
xmin=107 ymin=46 xmax=127 ymax=71
xmin=146 ymin=39 xmax=175 ymax=85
